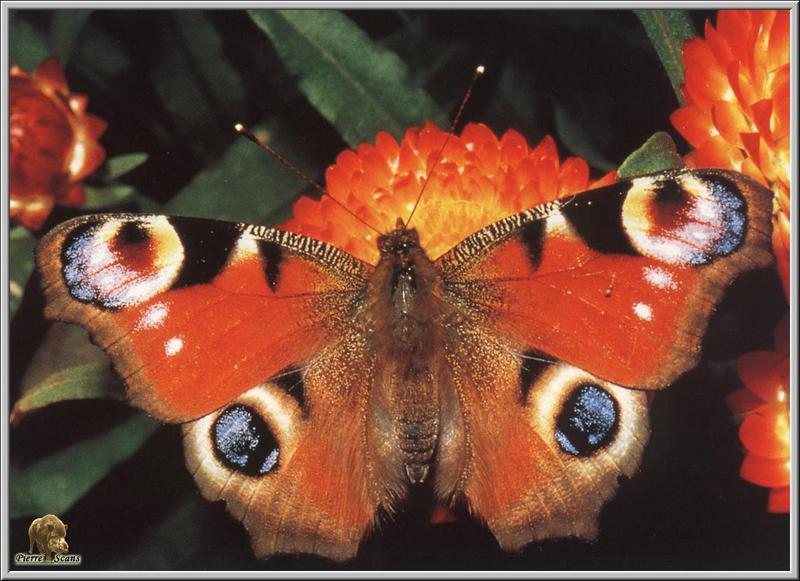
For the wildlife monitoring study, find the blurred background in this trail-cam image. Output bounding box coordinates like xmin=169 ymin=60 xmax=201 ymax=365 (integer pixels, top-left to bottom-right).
xmin=8 ymin=8 xmax=788 ymax=571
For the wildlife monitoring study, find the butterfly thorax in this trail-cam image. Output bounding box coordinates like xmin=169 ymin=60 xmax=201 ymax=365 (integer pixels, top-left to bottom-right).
xmin=373 ymin=223 xmax=446 ymax=350
xmin=369 ymin=221 xmax=452 ymax=485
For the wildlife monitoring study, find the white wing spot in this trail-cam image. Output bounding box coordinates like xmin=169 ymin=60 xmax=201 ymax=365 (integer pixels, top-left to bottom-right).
xmin=633 ymin=302 xmax=654 ymax=321
xmin=137 ymin=302 xmax=169 ymax=330
xmin=643 ymin=266 xmax=677 ymax=290
xmin=546 ymin=210 xmax=570 ymax=235
xmin=165 ymin=336 xmax=184 ymax=357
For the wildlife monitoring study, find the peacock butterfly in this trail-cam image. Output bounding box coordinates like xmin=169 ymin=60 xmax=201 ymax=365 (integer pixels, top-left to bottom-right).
xmin=36 ymin=123 xmax=774 ymax=561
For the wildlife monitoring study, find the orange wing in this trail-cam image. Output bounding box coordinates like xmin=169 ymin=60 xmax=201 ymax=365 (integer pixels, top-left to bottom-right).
xmin=37 ymin=214 xmax=371 ymax=422
xmin=442 ymin=328 xmax=650 ymax=549
xmin=182 ymin=335 xmax=381 ymax=561
xmin=438 ymin=168 xmax=773 ymax=390
xmin=435 ymin=168 xmax=774 ymax=549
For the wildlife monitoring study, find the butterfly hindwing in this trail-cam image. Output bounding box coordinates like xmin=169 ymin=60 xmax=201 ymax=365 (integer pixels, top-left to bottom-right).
xmin=442 ymin=331 xmax=649 ymax=549
xmin=182 ymin=333 xmax=380 ymax=561
xmin=37 ymin=214 xmax=371 ymax=422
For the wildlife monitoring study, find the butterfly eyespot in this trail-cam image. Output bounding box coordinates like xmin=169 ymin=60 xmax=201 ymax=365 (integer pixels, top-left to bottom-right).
xmin=554 ymin=384 xmax=618 ymax=456
xmin=213 ymin=404 xmax=280 ymax=476
xmin=61 ymin=217 xmax=184 ymax=309
xmin=117 ymin=221 xmax=150 ymax=245
xmin=622 ymin=172 xmax=746 ymax=266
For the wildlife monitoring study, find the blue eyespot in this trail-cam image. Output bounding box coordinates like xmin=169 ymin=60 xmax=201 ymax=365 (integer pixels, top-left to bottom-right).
xmin=213 ymin=405 xmax=279 ymax=476
xmin=555 ymin=384 xmax=618 ymax=456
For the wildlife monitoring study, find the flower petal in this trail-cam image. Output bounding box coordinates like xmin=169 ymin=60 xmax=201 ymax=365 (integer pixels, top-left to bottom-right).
xmin=711 ymin=101 xmax=750 ymax=146
xmin=736 ymin=350 xmax=788 ymax=403
xmin=69 ymin=94 xmax=88 ymax=115
xmin=671 ymin=105 xmax=717 ymax=147
xmin=9 ymin=194 xmax=54 ymax=231
xmin=727 ymin=387 xmax=766 ymax=415
xmin=767 ymin=486 xmax=790 ymax=513
xmin=692 ymin=137 xmax=744 ymax=170
xmin=740 ymin=453 xmax=790 ymax=488
xmin=716 ymin=10 xmax=751 ymax=66
xmin=33 ymin=57 xmax=68 ymax=94
xmin=557 ymin=156 xmax=589 ymax=198
xmin=750 ymin=99 xmax=774 ymax=145
xmin=683 ymin=39 xmax=729 ymax=110
xmin=767 ymin=11 xmax=790 ymax=71
xmin=500 ymin=129 xmax=530 ymax=167
xmin=57 ymin=182 xmax=86 ymax=208
xmin=739 ymin=403 xmax=790 ymax=459
xmin=703 ymin=19 xmax=734 ymax=66
xmin=83 ymin=114 xmax=109 ymax=141
xmin=283 ymin=124 xmax=597 ymax=265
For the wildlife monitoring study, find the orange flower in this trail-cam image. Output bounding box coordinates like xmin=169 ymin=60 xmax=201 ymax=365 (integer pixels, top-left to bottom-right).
xmin=670 ymin=9 xmax=790 ymax=294
xmin=10 ymin=58 xmax=107 ymax=230
xmin=281 ymin=122 xmax=614 ymax=264
xmin=671 ymin=10 xmax=789 ymax=197
xmin=727 ymin=315 xmax=790 ymax=513
xmin=672 ymin=9 xmax=791 ymax=514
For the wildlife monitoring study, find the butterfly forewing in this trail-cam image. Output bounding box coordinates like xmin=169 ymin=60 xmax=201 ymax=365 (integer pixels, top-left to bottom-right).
xmin=36 ymin=214 xmax=372 ymax=422
xmin=437 ymin=168 xmax=774 ymax=390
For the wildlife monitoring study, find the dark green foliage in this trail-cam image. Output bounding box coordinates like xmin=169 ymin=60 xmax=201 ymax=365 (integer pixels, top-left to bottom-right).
xmin=634 ymin=10 xmax=696 ymax=104
xmin=617 ymin=131 xmax=685 ymax=179
xmin=249 ymin=10 xmax=447 ymax=146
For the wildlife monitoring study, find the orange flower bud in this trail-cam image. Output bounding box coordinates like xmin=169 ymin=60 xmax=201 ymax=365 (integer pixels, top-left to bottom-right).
xmin=10 ymin=58 xmax=107 ymax=230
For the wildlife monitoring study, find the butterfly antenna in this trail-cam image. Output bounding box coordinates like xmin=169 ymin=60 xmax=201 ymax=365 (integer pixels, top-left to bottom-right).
xmin=406 ymin=65 xmax=485 ymax=227
xmin=519 ymin=352 xmax=556 ymax=365
xmin=234 ymin=124 xmax=382 ymax=236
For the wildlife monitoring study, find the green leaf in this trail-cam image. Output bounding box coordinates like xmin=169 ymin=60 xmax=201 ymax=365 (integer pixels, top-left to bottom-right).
xmin=109 ymin=496 xmax=216 ymax=569
xmin=82 ymin=153 xmax=148 ymax=209
xmin=83 ymin=185 xmax=136 ymax=209
xmin=166 ymin=121 xmax=308 ymax=224
xmin=102 ymin=153 xmax=149 ymax=182
xmin=11 ymin=363 xmax=125 ymax=426
xmin=10 ymin=414 xmax=159 ymax=519
xmin=10 ymin=227 xmax=37 ymax=317
xmin=486 ymin=63 xmax=545 ymax=143
xmin=74 ymin=20 xmax=130 ymax=78
xmin=16 ymin=323 xmax=122 ymax=419
xmin=131 ymin=192 xmax=164 ymax=214
xmin=173 ymin=12 xmax=246 ymax=119
xmin=151 ymin=12 xmax=246 ymax=162
xmin=9 ymin=13 xmax=49 ymax=71
xmin=553 ymin=99 xmax=615 ymax=172
xmin=49 ymin=9 xmax=92 ymax=64
xmin=249 ymin=9 xmax=446 ymax=146
xmin=634 ymin=10 xmax=696 ymax=104
xmin=617 ymin=131 xmax=685 ymax=180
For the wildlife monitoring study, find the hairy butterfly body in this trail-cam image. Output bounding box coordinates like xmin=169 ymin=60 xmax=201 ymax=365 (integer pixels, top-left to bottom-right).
xmin=37 ymin=167 xmax=773 ymax=561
